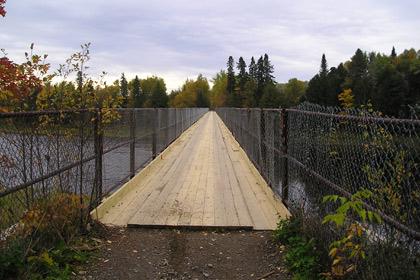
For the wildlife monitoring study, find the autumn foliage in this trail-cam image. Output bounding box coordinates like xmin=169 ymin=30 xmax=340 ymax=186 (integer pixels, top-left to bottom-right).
xmin=0 ymin=0 xmax=6 ymax=17
xmin=0 ymin=45 xmax=52 ymax=112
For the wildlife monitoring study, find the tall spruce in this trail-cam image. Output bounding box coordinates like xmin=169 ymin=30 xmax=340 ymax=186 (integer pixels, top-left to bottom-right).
xmin=226 ymin=56 xmax=236 ymax=105
xmin=348 ymin=49 xmax=371 ymax=105
xmin=320 ymin=54 xmax=328 ymax=77
xmin=248 ymin=57 xmax=257 ymax=81
xmin=262 ymin=54 xmax=275 ymax=84
xmin=249 ymin=57 xmax=257 ymax=81
xmin=132 ymin=75 xmax=142 ymax=108
xmin=233 ymin=57 xmax=248 ymax=108
xmin=391 ymin=46 xmax=397 ymax=58
xmin=120 ymin=73 xmax=128 ymax=107
xmin=305 ymin=54 xmax=330 ymax=105
xmin=256 ymin=56 xmax=265 ymax=105
xmin=150 ymin=79 xmax=168 ymax=107
xmin=326 ymin=63 xmax=347 ymax=106
xmin=237 ymin=57 xmax=248 ymax=88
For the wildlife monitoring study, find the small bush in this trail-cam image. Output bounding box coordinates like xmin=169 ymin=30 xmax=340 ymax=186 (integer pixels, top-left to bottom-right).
xmin=274 ymin=217 xmax=323 ymax=280
xmin=0 ymin=192 xmax=93 ymax=279
xmin=19 ymin=193 xmax=88 ymax=248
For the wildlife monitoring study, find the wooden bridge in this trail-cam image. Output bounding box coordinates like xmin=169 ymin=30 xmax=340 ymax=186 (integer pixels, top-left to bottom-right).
xmin=92 ymin=111 xmax=289 ymax=230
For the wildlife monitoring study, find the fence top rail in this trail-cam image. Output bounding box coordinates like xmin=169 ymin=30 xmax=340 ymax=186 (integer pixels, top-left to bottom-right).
xmin=0 ymin=109 xmax=93 ymax=118
xmin=285 ymin=108 xmax=420 ymax=125
xmin=0 ymin=107 xmax=209 ymax=119
xmin=216 ymin=107 xmax=419 ymax=125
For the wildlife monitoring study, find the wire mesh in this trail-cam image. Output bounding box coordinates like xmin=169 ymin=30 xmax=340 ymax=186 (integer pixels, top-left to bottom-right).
xmin=216 ymin=104 xmax=420 ymax=278
xmin=0 ymin=107 xmax=208 ymax=238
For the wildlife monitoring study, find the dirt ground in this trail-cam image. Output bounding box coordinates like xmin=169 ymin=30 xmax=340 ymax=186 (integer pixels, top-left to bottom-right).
xmin=74 ymin=227 xmax=290 ymax=280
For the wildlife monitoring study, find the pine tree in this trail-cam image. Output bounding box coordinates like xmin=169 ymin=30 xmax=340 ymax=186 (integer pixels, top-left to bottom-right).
xmin=391 ymin=46 xmax=397 ymax=58
xmin=305 ymin=54 xmax=331 ymax=105
xmin=262 ymin=54 xmax=275 ymax=84
xmin=120 ymin=73 xmax=128 ymax=107
xmin=326 ymin=63 xmax=347 ymax=106
xmin=237 ymin=57 xmax=248 ymax=89
xmin=132 ymin=75 xmax=142 ymax=108
xmin=347 ymin=49 xmax=371 ymax=105
xmin=249 ymin=57 xmax=257 ymax=81
xmin=150 ymin=80 xmax=168 ymax=107
xmin=255 ymin=56 xmax=265 ymax=105
xmin=236 ymin=57 xmax=248 ymax=107
xmin=226 ymin=56 xmax=236 ymax=106
xmin=320 ymin=54 xmax=328 ymax=77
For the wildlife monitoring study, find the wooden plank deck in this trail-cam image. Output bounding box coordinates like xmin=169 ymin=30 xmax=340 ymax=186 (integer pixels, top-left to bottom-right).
xmin=92 ymin=111 xmax=289 ymax=230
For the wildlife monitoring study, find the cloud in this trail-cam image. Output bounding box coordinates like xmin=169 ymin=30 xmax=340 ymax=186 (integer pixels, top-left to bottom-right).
xmin=1 ymin=0 xmax=419 ymax=91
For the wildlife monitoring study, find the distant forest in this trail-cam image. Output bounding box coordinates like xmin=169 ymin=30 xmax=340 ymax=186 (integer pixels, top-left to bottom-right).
xmin=1 ymin=43 xmax=419 ymax=117
xmin=213 ymin=48 xmax=420 ymax=117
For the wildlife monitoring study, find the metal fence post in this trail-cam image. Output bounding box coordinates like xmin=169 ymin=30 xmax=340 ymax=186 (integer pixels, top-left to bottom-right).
xmin=129 ymin=109 xmax=136 ymax=178
xmin=175 ymin=108 xmax=178 ymax=138
xmin=93 ymin=108 xmax=103 ymax=204
xmin=281 ymin=109 xmax=289 ymax=205
xmin=152 ymin=108 xmax=158 ymax=159
xmin=258 ymin=108 xmax=264 ymax=173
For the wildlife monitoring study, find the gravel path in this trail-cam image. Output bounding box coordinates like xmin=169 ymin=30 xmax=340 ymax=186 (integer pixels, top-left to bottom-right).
xmin=74 ymin=227 xmax=290 ymax=280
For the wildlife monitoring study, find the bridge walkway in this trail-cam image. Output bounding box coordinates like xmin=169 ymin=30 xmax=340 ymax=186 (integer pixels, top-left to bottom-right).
xmin=93 ymin=111 xmax=289 ymax=230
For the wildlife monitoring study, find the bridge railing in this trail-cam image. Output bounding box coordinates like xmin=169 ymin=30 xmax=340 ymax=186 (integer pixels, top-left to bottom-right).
xmin=0 ymin=107 xmax=208 ymax=234
xmin=216 ymin=103 xmax=419 ymax=278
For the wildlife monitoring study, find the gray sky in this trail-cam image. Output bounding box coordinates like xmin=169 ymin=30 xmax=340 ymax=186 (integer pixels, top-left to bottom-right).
xmin=1 ymin=0 xmax=419 ymax=91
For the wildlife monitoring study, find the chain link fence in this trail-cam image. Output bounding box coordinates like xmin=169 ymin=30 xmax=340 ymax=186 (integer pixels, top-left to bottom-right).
xmin=0 ymin=108 xmax=208 ymax=237
xmin=216 ymin=103 xmax=419 ymax=278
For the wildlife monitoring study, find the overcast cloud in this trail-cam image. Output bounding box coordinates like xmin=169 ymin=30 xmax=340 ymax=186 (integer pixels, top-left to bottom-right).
xmin=1 ymin=0 xmax=419 ymax=91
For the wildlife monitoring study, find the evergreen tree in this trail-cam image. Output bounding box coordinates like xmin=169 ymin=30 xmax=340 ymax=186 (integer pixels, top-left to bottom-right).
xmin=120 ymin=73 xmax=128 ymax=107
xmin=237 ymin=57 xmax=248 ymax=89
xmin=226 ymin=56 xmax=235 ymax=104
xmin=326 ymin=63 xmax=347 ymax=106
xmin=236 ymin=57 xmax=248 ymax=107
xmin=320 ymin=54 xmax=328 ymax=77
xmin=255 ymin=56 xmax=265 ymax=105
xmin=368 ymin=55 xmax=407 ymax=116
xmin=132 ymin=75 xmax=143 ymax=108
xmin=305 ymin=74 xmax=321 ymax=104
xmin=303 ymin=47 xmax=420 ymax=116
xmin=150 ymin=79 xmax=168 ymax=107
xmin=347 ymin=49 xmax=371 ymax=105
xmin=391 ymin=46 xmax=397 ymax=58
xmin=262 ymin=54 xmax=275 ymax=84
xmin=243 ymin=80 xmax=257 ymax=107
xmin=249 ymin=57 xmax=257 ymax=81
xmin=305 ymin=54 xmax=330 ymax=105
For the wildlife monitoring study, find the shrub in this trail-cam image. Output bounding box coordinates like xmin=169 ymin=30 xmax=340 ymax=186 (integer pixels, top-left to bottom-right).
xmin=274 ymin=217 xmax=323 ymax=280
xmin=18 ymin=193 xmax=88 ymax=248
xmin=0 ymin=192 xmax=93 ymax=279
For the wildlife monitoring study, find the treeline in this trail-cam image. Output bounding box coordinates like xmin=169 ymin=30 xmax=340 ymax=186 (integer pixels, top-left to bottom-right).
xmin=210 ymin=55 xmax=307 ymax=109
xmin=305 ymin=48 xmax=420 ymax=116
xmin=3 ymin=42 xmax=419 ymax=115
xmin=0 ymin=42 xmax=210 ymax=112
xmin=35 ymin=75 xmax=169 ymax=111
xmin=36 ymin=74 xmax=212 ymax=111
xmin=168 ymin=74 xmax=210 ymax=108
